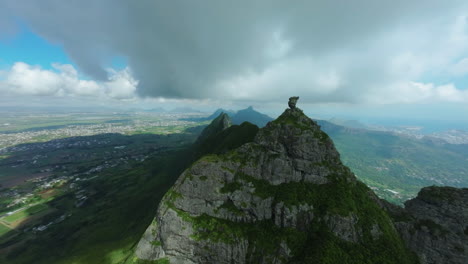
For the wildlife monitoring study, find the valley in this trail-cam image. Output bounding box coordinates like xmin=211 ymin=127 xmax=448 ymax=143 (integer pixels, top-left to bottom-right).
xmin=0 ymin=114 xmax=204 ymax=264
xmin=0 ymin=110 xmax=466 ymax=263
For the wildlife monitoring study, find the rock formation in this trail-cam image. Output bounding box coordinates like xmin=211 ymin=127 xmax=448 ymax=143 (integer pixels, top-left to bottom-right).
xmin=288 ymin=96 xmax=299 ymax=109
xmin=135 ymin=99 xmax=420 ymax=263
xmin=387 ymin=186 xmax=468 ymax=264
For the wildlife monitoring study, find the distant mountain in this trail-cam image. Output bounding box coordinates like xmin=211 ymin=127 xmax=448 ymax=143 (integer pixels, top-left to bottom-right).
xmin=206 ymin=108 xmax=235 ymax=119
xmin=181 ymin=108 xmax=236 ymax=122
xmin=145 ymin=107 xmax=166 ymax=113
xmin=169 ymin=107 xmax=201 ymax=113
xmin=328 ymin=117 xmax=367 ymax=129
xmin=180 ymin=107 xmax=271 ymax=125
xmin=195 ymin=113 xmax=232 ymax=143
xmin=231 ymin=106 xmax=273 ymax=127
xmin=193 ymin=113 xmax=259 ymax=156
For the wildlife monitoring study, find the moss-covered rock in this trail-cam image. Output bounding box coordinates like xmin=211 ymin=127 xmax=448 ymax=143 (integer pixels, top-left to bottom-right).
xmin=136 ymin=104 xmax=419 ymax=263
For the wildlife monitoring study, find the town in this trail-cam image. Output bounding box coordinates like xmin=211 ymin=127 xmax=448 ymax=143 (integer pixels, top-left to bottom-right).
xmin=0 ymin=112 xmax=205 ymax=245
xmin=0 ymin=111 xmax=207 ymax=150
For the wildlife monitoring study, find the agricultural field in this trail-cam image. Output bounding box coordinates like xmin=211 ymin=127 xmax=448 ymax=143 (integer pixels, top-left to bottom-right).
xmin=0 ymin=111 xmax=209 ymax=149
xmin=0 ymin=112 xmax=207 ymax=263
xmin=0 ymin=223 xmax=10 ymax=236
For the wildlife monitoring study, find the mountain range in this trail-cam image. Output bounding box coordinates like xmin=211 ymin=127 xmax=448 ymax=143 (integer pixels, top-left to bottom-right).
xmin=182 ymin=106 xmax=273 ymax=128
xmin=2 ymin=102 xmax=467 ymax=264
xmin=197 ymin=109 xmax=468 ymax=204
xmin=133 ymin=103 xmax=468 ymax=263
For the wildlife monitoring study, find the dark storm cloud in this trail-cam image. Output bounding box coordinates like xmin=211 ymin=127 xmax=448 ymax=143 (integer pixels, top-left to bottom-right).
xmin=2 ymin=0 xmax=468 ymax=104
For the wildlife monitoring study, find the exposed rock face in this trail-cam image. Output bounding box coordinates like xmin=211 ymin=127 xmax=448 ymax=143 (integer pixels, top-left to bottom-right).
xmin=391 ymin=187 xmax=468 ymax=264
xmin=288 ymin=96 xmax=299 ymax=109
xmin=136 ymin=103 xmax=417 ymax=263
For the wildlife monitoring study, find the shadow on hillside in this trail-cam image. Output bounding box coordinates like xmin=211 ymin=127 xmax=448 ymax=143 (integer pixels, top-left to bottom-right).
xmin=0 ymin=127 xmax=205 ymax=264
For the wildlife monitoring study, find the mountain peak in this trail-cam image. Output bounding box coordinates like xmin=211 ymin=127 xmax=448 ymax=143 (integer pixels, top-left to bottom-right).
xmin=254 ymin=103 xmax=341 ymax=177
xmin=196 ymin=112 xmax=231 ymax=143
xmin=232 ymin=106 xmax=273 ymax=127
xmin=136 ymin=96 xmax=417 ymax=263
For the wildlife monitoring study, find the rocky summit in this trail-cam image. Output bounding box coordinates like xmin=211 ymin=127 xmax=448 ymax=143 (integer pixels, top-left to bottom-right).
xmin=134 ymin=98 xmax=463 ymax=264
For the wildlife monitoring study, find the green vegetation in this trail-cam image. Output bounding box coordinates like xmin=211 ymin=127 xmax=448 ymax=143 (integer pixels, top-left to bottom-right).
xmin=214 ymin=200 xmax=244 ymax=216
xmin=295 ymin=220 xmax=419 ymax=264
xmin=126 ymin=258 xmax=169 ymax=264
xmin=0 ymin=113 xmax=260 ymax=264
xmin=3 ymin=203 xmax=48 ymax=223
xmin=0 ymin=224 xmax=11 ymax=236
xmin=319 ymin=121 xmax=468 ymax=204
xmin=202 ymin=170 xmax=418 ymax=263
xmin=1 ymin=150 xmax=190 ymax=264
xmin=199 ymin=176 xmax=208 ymax=181
xmin=272 ymin=113 xmax=311 ymax=131
xmin=219 ymin=181 xmax=243 ymax=193
xmin=0 ymin=130 xmax=202 ymax=264
xmin=150 ymin=240 xmax=162 ymax=246
xmin=194 ymin=121 xmax=259 ymax=156
xmin=4 ymin=109 xmax=458 ymax=263
xmin=0 ymin=111 xmax=206 ymax=150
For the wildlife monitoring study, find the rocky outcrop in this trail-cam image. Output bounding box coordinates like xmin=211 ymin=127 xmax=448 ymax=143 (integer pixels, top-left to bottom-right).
xmin=288 ymin=96 xmax=299 ymax=109
xmin=135 ymin=101 xmax=417 ymax=263
xmin=390 ymin=187 xmax=468 ymax=264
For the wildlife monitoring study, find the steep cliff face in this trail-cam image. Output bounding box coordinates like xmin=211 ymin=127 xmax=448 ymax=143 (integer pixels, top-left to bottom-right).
xmin=389 ymin=186 xmax=468 ymax=264
xmin=135 ymin=107 xmax=417 ymax=263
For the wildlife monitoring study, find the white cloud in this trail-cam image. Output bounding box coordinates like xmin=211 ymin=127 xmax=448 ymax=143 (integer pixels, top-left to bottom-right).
xmin=104 ymin=68 xmax=138 ymax=100
xmin=2 ymin=0 xmax=468 ymax=106
xmin=217 ymin=57 xmax=342 ymax=101
xmin=0 ymin=62 xmax=138 ymax=100
xmin=449 ymin=57 xmax=468 ymax=76
xmin=365 ymin=81 xmax=468 ymax=104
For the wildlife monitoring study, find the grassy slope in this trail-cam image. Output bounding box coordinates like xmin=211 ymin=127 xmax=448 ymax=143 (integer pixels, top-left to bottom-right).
xmin=0 ymin=224 xmax=10 ymax=236
xmin=3 ymin=204 xmax=49 ymax=223
xmin=319 ymin=121 xmax=468 ymax=204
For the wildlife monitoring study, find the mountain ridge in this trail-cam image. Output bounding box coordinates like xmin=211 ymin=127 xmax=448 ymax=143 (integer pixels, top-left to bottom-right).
xmin=134 ymin=101 xmax=419 ymax=263
xmin=231 ymin=106 xmax=273 ymax=127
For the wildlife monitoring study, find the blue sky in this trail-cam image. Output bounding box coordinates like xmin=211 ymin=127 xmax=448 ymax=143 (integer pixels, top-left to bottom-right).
xmin=0 ymin=24 xmax=71 ymax=70
xmin=0 ymin=23 xmax=128 ymax=74
xmin=0 ymin=0 xmax=468 ymax=128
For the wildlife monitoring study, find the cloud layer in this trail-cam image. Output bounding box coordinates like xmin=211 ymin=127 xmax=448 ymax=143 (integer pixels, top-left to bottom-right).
xmin=0 ymin=62 xmax=137 ymax=100
xmin=2 ymin=0 xmax=468 ymax=104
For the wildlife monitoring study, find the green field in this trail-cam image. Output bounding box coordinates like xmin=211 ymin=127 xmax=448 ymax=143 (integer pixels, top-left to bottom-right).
xmin=3 ymin=204 xmax=49 ymax=223
xmin=0 ymin=224 xmax=11 ymax=236
xmin=319 ymin=120 xmax=468 ymax=204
